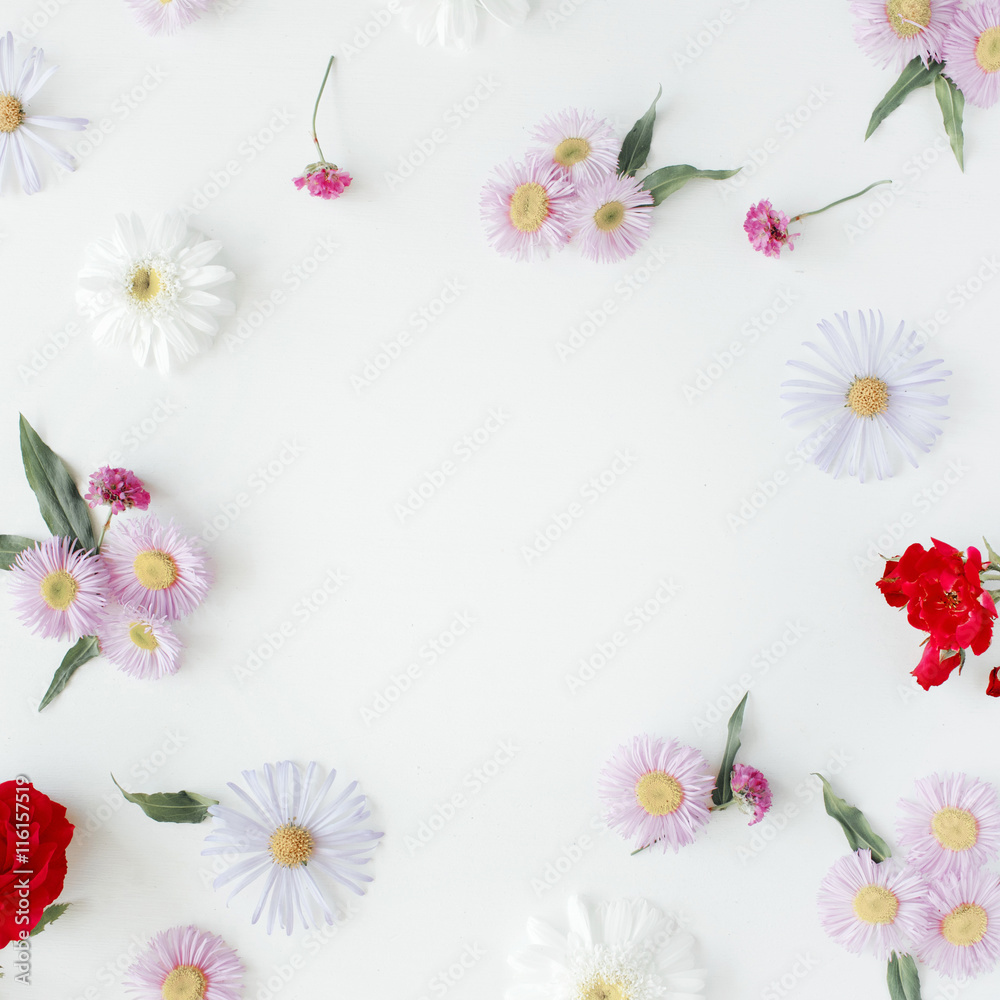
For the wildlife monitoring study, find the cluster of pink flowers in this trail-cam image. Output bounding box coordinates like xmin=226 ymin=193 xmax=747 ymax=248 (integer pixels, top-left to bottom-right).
xmin=85 ymin=466 xmax=150 ymax=515
xmin=293 ymin=164 xmax=352 ymax=201
xmin=743 ymin=200 xmax=799 ymax=259
xmin=731 ymin=763 xmax=773 ymax=825
xmin=480 ymin=108 xmax=654 ymax=264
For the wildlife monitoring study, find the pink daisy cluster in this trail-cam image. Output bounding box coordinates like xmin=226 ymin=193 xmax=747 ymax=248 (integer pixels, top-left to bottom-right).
xmin=293 ymin=164 xmax=352 ymax=201
xmin=481 ymin=108 xmax=654 ymax=264
xmin=731 ymin=764 xmax=773 ymax=825
xmin=85 ymin=466 xmax=150 ymax=515
xmin=743 ymin=199 xmax=799 ymax=259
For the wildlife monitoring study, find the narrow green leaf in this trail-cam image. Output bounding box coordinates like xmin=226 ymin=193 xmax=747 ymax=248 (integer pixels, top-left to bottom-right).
xmin=617 ymin=86 xmax=662 ymax=178
xmin=712 ymin=692 xmax=748 ymax=807
xmin=29 ymin=902 xmax=70 ymax=937
xmin=982 ymin=537 xmax=1000 ymax=567
xmin=934 ymin=74 xmax=965 ymax=171
xmin=886 ymin=953 xmax=922 ymax=1000
xmin=642 ymin=164 xmax=741 ymax=207
xmin=19 ymin=415 xmax=95 ymax=550
xmin=815 ymin=774 xmax=891 ymax=862
xmin=111 ymin=776 xmax=218 ymax=824
xmin=0 ymin=534 xmax=36 ymax=570
xmin=866 ymin=57 xmax=943 ymax=140
xmin=38 ymin=636 xmax=100 ymax=712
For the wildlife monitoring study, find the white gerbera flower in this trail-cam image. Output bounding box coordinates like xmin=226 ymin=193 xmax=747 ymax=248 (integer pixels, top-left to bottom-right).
xmin=0 ymin=32 xmax=87 ymax=194
xmin=203 ymin=761 xmax=383 ymax=936
xmin=77 ymin=212 xmax=235 ymax=373
xmin=401 ymin=0 xmax=528 ymax=50
xmin=507 ymin=896 xmax=705 ymax=1000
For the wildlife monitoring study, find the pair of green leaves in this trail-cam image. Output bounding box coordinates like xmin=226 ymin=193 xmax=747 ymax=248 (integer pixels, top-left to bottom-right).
xmin=616 ymin=88 xmax=741 ymax=206
xmin=817 ymin=775 xmax=922 ymax=1000
xmin=866 ymin=57 xmax=965 ymax=170
xmin=112 ymin=775 xmax=217 ymax=824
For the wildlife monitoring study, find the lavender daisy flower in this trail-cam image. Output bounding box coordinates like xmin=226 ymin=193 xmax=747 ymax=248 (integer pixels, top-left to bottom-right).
xmin=9 ymin=537 xmax=109 ymax=641
xmin=897 ymin=773 xmax=1000 ymax=879
xmin=124 ymin=925 xmax=244 ymax=1000
xmin=818 ymin=850 xmax=934 ymax=960
xmin=569 ymin=173 xmax=654 ymax=264
xmin=529 ymin=108 xmax=619 ymax=185
xmin=850 ymin=0 xmax=960 ymax=70
xmin=942 ymin=1 xmax=1000 ymax=108
xmin=598 ymin=736 xmax=715 ymax=853
xmin=124 ymin=0 xmax=213 ymax=35
xmin=781 ymin=310 xmax=950 ymax=482
xmin=96 ymin=602 xmax=182 ymax=680
xmin=917 ymin=869 xmax=1000 ymax=978
xmin=203 ymin=761 xmax=383 ymax=935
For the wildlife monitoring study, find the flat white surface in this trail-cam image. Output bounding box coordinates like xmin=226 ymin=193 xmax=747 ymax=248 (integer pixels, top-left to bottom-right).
xmin=2 ymin=0 xmax=1000 ymax=997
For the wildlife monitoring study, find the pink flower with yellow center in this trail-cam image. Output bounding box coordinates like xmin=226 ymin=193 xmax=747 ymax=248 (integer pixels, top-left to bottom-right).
xmin=942 ymin=1 xmax=1000 ymax=108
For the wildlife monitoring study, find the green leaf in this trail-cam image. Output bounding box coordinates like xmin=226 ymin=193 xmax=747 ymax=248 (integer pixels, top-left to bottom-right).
xmin=38 ymin=636 xmax=100 ymax=712
xmin=934 ymin=74 xmax=965 ymax=171
xmin=111 ymin=776 xmax=218 ymax=824
xmin=712 ymin=692 xmax=748 ymax=807
xmin=642 ymin=164 xmax=741 ymax=207
xmin=19 ymin=415 xmax=95 ymax=550
xmin=0 ymin=534 xmax=36 ymax=570
xmin=617 ymin=86 xmax=662 ymax=178
xmin=29 ymin=902 xmax=70 ymax=937
xmin=983 ymin=537 xmax=1000 ymax=567
xmin=886 ymin=953 xmax=922 ymax=1000
xmin=866 ymin=57 xmax=943 ymax=140
xmin=815 ymin=773 xmax=891 ymax=862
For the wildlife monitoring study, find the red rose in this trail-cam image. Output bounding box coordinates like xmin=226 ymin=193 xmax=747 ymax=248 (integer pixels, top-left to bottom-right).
xmin=0 ymin=780 xmax=73 ymax=949
xmin=988 ymin=667 xmax=1000 ymax=698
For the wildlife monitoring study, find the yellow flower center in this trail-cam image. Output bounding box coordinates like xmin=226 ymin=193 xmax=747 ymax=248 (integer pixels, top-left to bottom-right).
xmin=554 ymin=137 xmax=591 ymax=167
xmin=0 ymin=94 xmax=25 ymax=133
xmin=129 ymin=622 xmax=160 ymax=651
xmin=932 ymin=807 xmax=979 ymax=852
xmin=130 ymin=267 xmax=162 ymax=303
xmin=847 ymin=376 xmax=889 ymax=417
xmin=852 ymin=884 xmax=899 ymax=925
xmin=593 ymin=201 xmax=626 ymax=233
xmin=886 ymin=0 xmax=931 ymax=38
xmin=133 ymin=550 xmax=178 ymax=590
xmin=160 ymin=965 xmax=207 ymax=1000
xmin=579 ymin=976 xmax=631 ymax=1000
xmin=942 ymin=903 xmax=988 ymax=947
xmin=40 ymin=570 xmax=78 ymax=611
xmin=635 ymin=770 xmax=684 ymax=816
xmin=269 ymin=823 xmax=314 ymax=867
xmin=509 ymin=182 xmax=550 ymax=233
xmin=975 ymin=26 xmax=1000 ymax=73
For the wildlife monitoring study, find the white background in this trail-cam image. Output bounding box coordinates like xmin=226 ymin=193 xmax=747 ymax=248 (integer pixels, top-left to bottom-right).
xmin=2 ymin=0 xmax=1000 ymax=997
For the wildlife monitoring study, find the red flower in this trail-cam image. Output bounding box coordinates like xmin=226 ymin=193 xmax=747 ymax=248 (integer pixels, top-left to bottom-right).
xmin=988 ymin=667 xmax=1000 ymax=698
xmin=878 ymin=539 xmax=997 ymax=689
xmin=0 ymin=780 xmax=73 ymax=949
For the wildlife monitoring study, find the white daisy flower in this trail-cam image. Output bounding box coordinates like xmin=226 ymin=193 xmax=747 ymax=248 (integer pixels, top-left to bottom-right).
xmin=780 ymin=310 xmax=950 ymax=482
xmin=507 ymin=896 xmax=705 ymax=1000
xmin=401 ymin=0 xmax=528 ymax=50
xmin=77 ymin=212 xmax=235 ymax=373
xmin=0 ymin=32 xmax=87 ymax=194
xmin=203 ymin=761 xmax=383 ymax=935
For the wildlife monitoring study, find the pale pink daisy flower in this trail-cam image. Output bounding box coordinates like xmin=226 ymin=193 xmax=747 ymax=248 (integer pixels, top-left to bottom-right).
xmin=9 ymin=537 xmax=109 ymax=641
xmin=529 ymin=108 xmax=620 ymax=185
xmin=850 ymin=0 xmax=961 ymax=70
xmin=480 ymin=156 xmax=575 ymax=262
xmin=101 ymin=516 xmax=210 ymax=621
xmin=96 ymin=602 xmax=182 ymax=680
xmin=897 ymin=773 xmax=1000 ymax=879
xmin=942 ymin=1 xmax=1000 ymax=108
xmin=917 ymin=869 xmax=1000 ymax=978
xmin=124 ymin=0 xmax=213 ymax=35
xmin=818 ymin=850 xmax=934 ymax=960
xmin=598 ymin=735 xmax=715 ymax=853
xmin=731 ymin=764 xmax=773 ymax=825
xmin=123 ymin=925 xmax=244 ymax=1000
xmin=85 ymin=467 xmax=150 ymax=515
xmin=569 ymin=173 xmax=654 ymax=264
xmin=744 ymin=199 xmax=799 ymax=258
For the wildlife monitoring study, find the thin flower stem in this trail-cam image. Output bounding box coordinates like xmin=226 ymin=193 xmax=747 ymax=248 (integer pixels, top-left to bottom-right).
xmin=791 ymin=180 xmax=892 ymax=222
xmin=311 ymin=56 xmax=335 ymax=164
xmin=97 ymin=511 xmax=113 ymax=551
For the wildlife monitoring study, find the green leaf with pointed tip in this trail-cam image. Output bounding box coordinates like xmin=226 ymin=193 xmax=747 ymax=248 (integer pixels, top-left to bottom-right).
xmin=934 ymin=74 xmax=965 ymax=171
xmin=111 ymin=776 xmax=218 ymax=824
xmin=19 ymin=415 xmax=95 ymax=550
xmin=983 ymin=538 xmax=1000 ymax=568
xmin=886 ymin=953 xmax=922 ymax=1000
xmin=866 ymin=57 xmax=943 ymax=140
xmin=712 ymin=692 xmax=748 ymax=807
xmin=29 ymin=902 xmax=70 ymax=937
xmin=815 ymin=773 xmax=891 ymax=862
xmin=642 ymin=164 xmax=741 ymax=206
xmin=0 ymin=534 xmax=36 ymax=570
xmin=38 ymin=636 xmax=100 ymax=712
xmin=617 ymin=86 xmax=662 ymax=178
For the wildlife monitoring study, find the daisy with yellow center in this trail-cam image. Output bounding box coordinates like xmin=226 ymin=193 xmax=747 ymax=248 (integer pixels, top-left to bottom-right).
xmin=123 ymin=925 xmax=243 ymax=1000
xmin=569 ymin=173 xmax=654 ymax=264
xmin=529 ymin=108 xmax=620 ymax=184
xmin=917 ymin=870 xmax=1000 ymax=977
xmin=95 ymin=602 xmax=183 ymax=680
xmin=849 ymin=0 xmax=959 ymax=70
xmin=942 ymin=1 xmax=1000 ymax=108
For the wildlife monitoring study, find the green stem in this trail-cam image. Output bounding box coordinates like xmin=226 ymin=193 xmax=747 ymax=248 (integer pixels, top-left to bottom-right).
xmin=791 ymin=180 xmax=892 ymax=222
xmin=97 ymin=512 xmax=113 ymax=552
xmin=311 ymin=56 xmax=335 ymax=164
